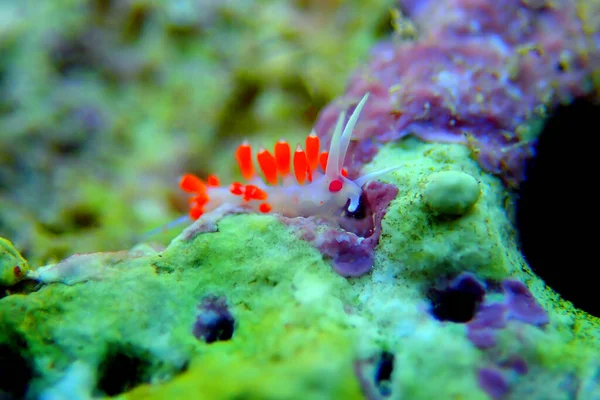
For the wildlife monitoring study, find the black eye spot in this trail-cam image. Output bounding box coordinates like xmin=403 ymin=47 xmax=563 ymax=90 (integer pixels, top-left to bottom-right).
xmin=343 ymin=192 xmax=368 ymax=219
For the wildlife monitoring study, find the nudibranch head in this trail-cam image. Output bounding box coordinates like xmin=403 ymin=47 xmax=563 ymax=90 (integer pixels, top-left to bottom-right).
xmin=179 ymin=93 xmax=400 ymax=220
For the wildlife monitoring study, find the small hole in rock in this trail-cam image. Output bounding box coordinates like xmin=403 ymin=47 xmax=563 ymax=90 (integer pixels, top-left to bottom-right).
xmin=430 ymin=288 xmax=480 ymax=322
xmin=70 ymin=208 xmax=101 ymax=230
xmin=49 ymin=36 xmax=95 ymax=77
xmin=0 ymin=342 xmax=34 ymax=398
xmin=91 ymin=0 xmax=113 ymax=17
xmin=96 ymin=344 xmax=152 ymax=396
xmin=193 ymin=296 xmax=235 ymax=344
xmin=428 ymin=274 xmax=485 ymax=323
xmin=374 ymin=351 xmax=394 ymax=397
xmin=122 ymin=4 xmax=150 ymax=42
xmin=52 ymin=139 xmax=84 ymax=156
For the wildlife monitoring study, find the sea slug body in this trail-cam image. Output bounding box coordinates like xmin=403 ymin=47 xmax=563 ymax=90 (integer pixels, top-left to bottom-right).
xmin=179 ymin=93 xmax=401 ymax=221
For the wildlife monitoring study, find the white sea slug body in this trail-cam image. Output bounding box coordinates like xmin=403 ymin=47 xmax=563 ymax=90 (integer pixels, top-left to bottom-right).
xmin=179 ymin=93 xmax=401 ymax=220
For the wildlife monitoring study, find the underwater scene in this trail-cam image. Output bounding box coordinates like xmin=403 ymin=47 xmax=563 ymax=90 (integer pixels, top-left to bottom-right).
xmin=1 ymin=0 xmax=599 ymax=399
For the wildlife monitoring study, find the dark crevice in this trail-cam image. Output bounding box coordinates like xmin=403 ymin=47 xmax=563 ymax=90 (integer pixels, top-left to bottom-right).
xmin=428 ymin=274 xmax=486 ymax=323
xmin=374 ymin=351 xmax=394 ymax=397
xmin=96 ymin=344 xmax=152 ymax=396
xmin=39 ymin=206 xmax=101 ymax=235
xmin=91 ymin=0 xmax=113 ymax=18
xmin=373 ymin=8 xmax=396 ymax=38
xmin=516 ymin=96 xmax=599 ymax=316
xmin=122 ymin=4 xmax=150 ymax=43
xmin=0 ymin=340 xmax=34 ymax=398
xmin=1 ymin=279 xmax=41 ymax=299
xmin=0 ymin=46 xmax=15 ymax=116
xmin=49 ymin=35 xmax=98 ymax=77
xmin=70 ymin=208 xmax=101 ymax=230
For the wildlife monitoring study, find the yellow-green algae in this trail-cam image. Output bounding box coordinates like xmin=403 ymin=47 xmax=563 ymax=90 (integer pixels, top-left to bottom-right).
xmin=366 ymin=140 xmax=600 ymax=386
xmin=366 ymin=138 xmax=519 ymax=284
xmin=0 ymin=237 xmax=30 ymax=286
xmin=422 ymin=170 xmax=481 ymax=216
xmin=3 ymin=140 xmax=600 ymax=399
xmin=0 ymin=215 xmax=363 ymax=398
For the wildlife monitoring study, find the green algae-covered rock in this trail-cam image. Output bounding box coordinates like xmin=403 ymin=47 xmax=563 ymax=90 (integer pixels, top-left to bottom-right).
xmin=2 ymin=140 xmax=600 ymax=399
xmin=0 ymin=215 xmax=363 ymax=399
xmin=0 ymin=237 xmax=29 ymax=287
xmin=363 ymin=139 xmax=516 ymax=281
xmin=422 ymin=170 xmax=481 ymax=216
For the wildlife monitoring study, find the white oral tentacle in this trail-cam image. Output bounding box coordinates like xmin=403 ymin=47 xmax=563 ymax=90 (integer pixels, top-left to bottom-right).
xmin=338 ymin=93 xmax=370 ymax=173
xmin=354 ymin=165 xmax=403 ymax=188
xmin=325 ymin=111 xmax=347 ymax=180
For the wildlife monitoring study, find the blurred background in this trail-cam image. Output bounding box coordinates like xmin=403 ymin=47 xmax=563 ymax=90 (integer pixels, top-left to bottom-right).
xmin=0 ymin=0 xmax=398 ymax=266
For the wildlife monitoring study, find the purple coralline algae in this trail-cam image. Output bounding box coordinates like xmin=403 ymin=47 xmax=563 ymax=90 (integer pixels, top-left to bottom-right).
xmin=464 ymin=276 xmax=549 ymax=349
xmin=428 ymin=273 xmax=552 ymax=398
xmin=502 ymin=279 xmax=549 ymax=326
xmin=432 ymin=273 xmax=548 ymax=398
xmin=476 ymin=357 xmax=534 ymax=400
xmin=281 ymin=181 xmax=399 ymax=277
xmin=478 ymin=367 xmax=511 ymax=400
xmin=314 ymin=0 xmax=599 ymax=186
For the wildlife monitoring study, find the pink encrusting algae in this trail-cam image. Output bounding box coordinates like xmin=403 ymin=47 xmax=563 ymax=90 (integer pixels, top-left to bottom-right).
xmin=179 ymin=93 xmax=401 ymax=222
xmin=313 ymin=0 xmax=599 ymax=187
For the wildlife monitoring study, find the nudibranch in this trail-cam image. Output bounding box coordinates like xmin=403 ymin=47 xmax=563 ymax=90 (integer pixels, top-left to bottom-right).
xmin=179 ymin=93 xmax=400 ymax=220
